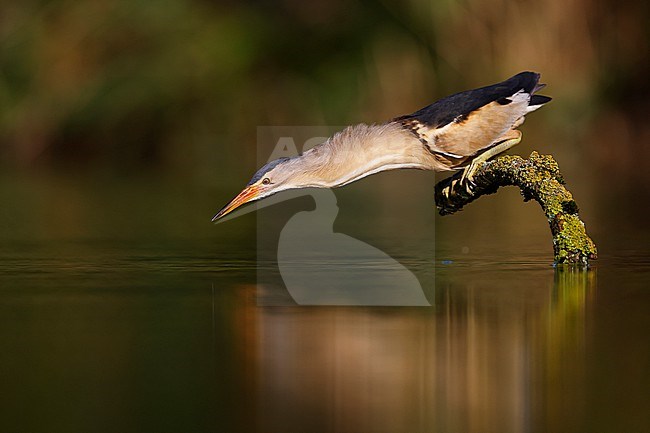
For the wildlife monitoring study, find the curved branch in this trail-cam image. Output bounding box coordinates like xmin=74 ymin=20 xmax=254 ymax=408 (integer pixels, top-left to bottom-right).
xmin=434 ymin=151 xmax=598 ymax=266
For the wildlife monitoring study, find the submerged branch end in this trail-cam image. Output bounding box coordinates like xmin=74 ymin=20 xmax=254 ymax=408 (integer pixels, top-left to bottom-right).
xmin=434 ymin=151 xmax=598 ymax=266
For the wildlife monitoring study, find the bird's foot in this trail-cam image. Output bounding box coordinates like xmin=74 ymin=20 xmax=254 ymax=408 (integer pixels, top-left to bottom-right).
xmin=443 ymin=166 xmax=478 ymax=199
xmin=458 ymin=159 xmax=481 ymax=192
xmin=457 ymin=130 xmax=523 ymax=194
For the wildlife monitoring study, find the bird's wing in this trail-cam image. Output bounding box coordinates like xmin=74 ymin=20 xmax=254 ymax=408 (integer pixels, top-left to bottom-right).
xmin=393 ymin=71 xmax=551 ymax=158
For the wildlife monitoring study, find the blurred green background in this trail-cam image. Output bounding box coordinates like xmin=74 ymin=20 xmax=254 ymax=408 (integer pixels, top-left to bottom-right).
xmin=1 ymin=0 xmax=649 ymax=244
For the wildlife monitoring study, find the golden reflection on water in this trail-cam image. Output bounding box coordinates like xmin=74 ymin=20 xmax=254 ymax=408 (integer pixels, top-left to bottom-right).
xmin=248 ymin=267 xmax=595 ymax=433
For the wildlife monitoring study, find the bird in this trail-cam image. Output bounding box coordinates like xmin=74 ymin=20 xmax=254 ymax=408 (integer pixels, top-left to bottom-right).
xmin=212 ymin=71 xmax=551 ymax=221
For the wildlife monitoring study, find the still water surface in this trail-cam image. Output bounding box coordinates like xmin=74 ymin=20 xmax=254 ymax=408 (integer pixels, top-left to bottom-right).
xmin=0 ymin=174 xmax=648 ymax=433
xmin=1 ymin=241 xmax=648 ymax=432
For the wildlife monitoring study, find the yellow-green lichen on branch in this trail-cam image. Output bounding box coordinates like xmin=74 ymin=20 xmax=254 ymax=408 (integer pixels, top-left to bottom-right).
xmin=434 ymin=151 xmax=597 ymax=266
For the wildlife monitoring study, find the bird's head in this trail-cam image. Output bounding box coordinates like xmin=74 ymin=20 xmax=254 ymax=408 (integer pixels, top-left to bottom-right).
xmin=212 ymin=156 xmax=319 ymax=221
xmin=212 ymin=124 xmax=405 ymax=222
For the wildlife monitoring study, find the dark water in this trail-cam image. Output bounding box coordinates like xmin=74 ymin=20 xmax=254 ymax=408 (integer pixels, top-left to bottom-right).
xmin=0 ymin=174 xmax=649 ymax=433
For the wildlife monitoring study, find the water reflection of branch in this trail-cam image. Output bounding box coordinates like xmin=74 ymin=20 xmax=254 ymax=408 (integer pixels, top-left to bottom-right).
xmin=540 ymin=267 xmax=596 ymax=430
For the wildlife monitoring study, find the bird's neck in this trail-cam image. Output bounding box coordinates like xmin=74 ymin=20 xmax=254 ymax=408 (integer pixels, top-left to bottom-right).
xmin=295 ymin=123 xmax=431 ymax=188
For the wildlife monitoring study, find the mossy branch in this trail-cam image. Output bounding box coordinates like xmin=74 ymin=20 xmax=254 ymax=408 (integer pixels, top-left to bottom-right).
xmin=434 ymin=151 xmax=598 ymax=266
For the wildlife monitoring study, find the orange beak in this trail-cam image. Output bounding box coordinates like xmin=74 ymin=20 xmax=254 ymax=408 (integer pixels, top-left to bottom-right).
xmin=212 ymin=185 xmax=262 ymax=222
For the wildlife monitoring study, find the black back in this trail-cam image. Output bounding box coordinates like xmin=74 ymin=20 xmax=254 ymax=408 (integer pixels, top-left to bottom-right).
xmin=394 ymin=72 xmax=543 ymax=128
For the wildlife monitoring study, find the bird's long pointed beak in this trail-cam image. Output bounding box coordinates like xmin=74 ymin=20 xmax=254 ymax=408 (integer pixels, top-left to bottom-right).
xmin=212 ymin=185 xmax=261 ymax=222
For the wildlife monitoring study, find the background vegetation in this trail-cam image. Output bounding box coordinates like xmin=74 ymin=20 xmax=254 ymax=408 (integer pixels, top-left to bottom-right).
xmin=0 ymin=0 xmax=648 ymax=241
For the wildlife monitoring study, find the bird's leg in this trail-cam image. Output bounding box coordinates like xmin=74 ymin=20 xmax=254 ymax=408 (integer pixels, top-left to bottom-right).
xmin=459 ymin=129 xmax=522 ymax=189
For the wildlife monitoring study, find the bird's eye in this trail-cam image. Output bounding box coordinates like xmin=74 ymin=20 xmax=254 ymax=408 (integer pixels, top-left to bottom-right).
xmin=262 ymin=178 xmax=271 ymax=185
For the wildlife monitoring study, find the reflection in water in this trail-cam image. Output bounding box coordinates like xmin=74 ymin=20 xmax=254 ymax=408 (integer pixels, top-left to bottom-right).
xmin=253 ymin=267 xmax=595 ymax=433
xmin=537 ymin=267 xmax=596 ymax=431
xmin=3 ymin=238 xmax=648 ymax=433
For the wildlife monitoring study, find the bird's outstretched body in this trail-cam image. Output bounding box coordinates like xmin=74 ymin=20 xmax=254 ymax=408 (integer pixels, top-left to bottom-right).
xmin=213 ymin=71 xmax=551 ymax=221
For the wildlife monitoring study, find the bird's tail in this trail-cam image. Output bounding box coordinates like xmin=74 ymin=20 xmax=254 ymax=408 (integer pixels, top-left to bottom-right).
xmin=510 ymin=71 xmax=552 ymax=111
xmin=529 ymin=94 xmax=552 ymax=109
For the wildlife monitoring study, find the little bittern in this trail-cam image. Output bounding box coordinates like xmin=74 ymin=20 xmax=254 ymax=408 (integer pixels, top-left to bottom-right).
xmin=213 ymin=71 xmax=551 ymax=221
